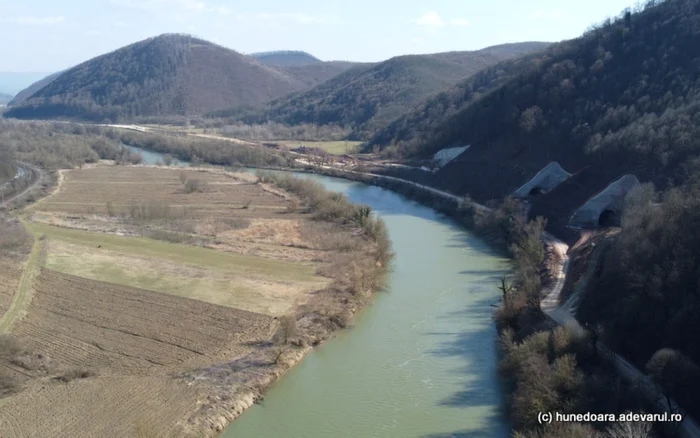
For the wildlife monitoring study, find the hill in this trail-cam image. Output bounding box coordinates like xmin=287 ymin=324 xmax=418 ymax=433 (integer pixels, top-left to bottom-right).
xmin=367 ymin=1 xmax=700 ymax=226
xmin=221 ymin=42 xmax=550 ymax=139
xmin=250 ymin=50 xmax=322 ymax=66
xmin=9 ymin=71 xmax=62 ymax=106
xmin=366 ymin=51 xmax=547 ymax=155
xmin=249 ymin=50 xmax=366 ymax=88
xmin=279 ymin=61 xmax=372 ymax=88
xmin=4 ymin=34 xmax=312 ymax=122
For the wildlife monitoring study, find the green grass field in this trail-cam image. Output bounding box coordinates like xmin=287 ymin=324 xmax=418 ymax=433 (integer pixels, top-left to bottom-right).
xmin=27 ymin=222 xmax=317 ymax=281
xmin=277 ymin=140 xmax=363 ymax=155
xmin=24 ymin=222 xmax=328 ymax=315
xmin=0 ymin=236 xmax=42 ymax=333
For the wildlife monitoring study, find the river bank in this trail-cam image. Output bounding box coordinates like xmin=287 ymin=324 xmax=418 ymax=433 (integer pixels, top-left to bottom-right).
xmin=126 ymin=145 xmax=514 ymax=437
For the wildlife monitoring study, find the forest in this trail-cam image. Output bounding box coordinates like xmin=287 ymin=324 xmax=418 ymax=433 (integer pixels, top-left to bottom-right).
xmin=101 ymin=129 xmax=289 ymax=168
xmin=0 ymin=144 xmax=16 ymax=182
xmin=368 ymin=0 xmax=700 ymax=179
xmin=0 ymin=120 xmax=141 ymax=169
xmin=578 ymin=180 xmax=700 ymax=419
xmin=210 ymin=43 xmax=548 ymax=140
xmin=3 ymin=34 xmax=314 ymax=122
xmin=6 ymin=35 xmax=190 ymax=121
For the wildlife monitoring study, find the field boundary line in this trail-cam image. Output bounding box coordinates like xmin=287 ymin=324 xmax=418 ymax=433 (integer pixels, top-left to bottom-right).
xmin=0 ymin=227 xmax=44 ymax=333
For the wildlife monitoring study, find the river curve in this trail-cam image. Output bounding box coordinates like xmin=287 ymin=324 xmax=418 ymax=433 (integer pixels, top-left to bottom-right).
xmin=126 ymin=145 xmax=512 ymax=437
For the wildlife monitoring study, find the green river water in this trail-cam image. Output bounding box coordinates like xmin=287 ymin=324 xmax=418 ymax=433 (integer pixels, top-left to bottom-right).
xmin=223 ymin=175 xmax=512 ymax=438
xmin=127 ymin=147 xmax=512 ymax=437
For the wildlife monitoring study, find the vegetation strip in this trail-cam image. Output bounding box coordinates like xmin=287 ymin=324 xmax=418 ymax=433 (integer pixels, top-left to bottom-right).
xmin=0 ymin=229 xmax=42 ymax=334
xmin=25 ymin=222 xmax=317 ymax=282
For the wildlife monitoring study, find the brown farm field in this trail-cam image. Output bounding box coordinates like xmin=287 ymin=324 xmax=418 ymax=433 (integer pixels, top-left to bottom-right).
xmin=33 ymin=166 xmax=289 ymax=216
xmin=15 ymin=270 xmax=276 ymax=375
xmin=0 ymin=164 xmax=385 ymax=437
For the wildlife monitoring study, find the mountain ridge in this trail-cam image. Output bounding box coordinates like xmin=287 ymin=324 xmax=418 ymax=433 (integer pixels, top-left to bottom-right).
xmin=213 ymin=41 xmax=551 ymax=139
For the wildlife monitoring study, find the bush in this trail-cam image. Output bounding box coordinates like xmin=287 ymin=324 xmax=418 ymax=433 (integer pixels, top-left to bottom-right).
xmin=54 ymin=368 xmax=96 ymax=383
xmin=184 ymin=178 xmax=207 ymax=193
xmin=286 ymin=198 xmax=300 ymax=213
xmin=274 ymin=315 xmax=298 ymax=345
xmin=144 ymin=229 xmax=192 ymax=244
xmin=0 ymin=371 xmax=21 ymax=397
xmin=127 ymin=202 xmax=184 ymax=221
xmin=0 ymin=218 xmax=30 ymax=256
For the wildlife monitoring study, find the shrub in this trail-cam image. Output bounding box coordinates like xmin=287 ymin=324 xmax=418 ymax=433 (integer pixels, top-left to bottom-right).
xmin=0 ymin=371 xmax=21 ymax=397
xmin=286 ymin=198 xmax=300 ymax=213
xmin=144 ymin=229 xmax=192 ymax=244
xmin=219 ymin=217 xmax=250 ymax=231
xmin=184 ymin=178 xmax=207 ymax=193
xmin=274 ymin=315 xmax=298 ymax=345
xmin=54 ymin=368 xmax=96 ymax=383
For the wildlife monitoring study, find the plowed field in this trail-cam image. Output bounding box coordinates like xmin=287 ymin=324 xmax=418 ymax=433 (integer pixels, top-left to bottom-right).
xmin=0 ymin=376 xmax=202 ymax=438
xmin=13 ymin=270 xmax=275 ymax=375
xmin=0 ymin=270 xmax=277 ymax=437
xmin=34 ymin=167 xmax=288 ymax=217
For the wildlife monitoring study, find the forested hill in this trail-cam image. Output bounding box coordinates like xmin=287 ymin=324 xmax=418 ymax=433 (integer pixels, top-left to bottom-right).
xmin=214 ymin=42 xmax=550 ymax=139
xmin=251 ymin=50 xmax=322 ymax=65
xmin=249 ymin=50 xmax=366 ymax=88
xmin=4 ymin=34 xmax=312 ymax=122
xmin=366 ymin=52 xmax=547 ymax=155
xmin=370 ymin=0 xmax=700 ymax=204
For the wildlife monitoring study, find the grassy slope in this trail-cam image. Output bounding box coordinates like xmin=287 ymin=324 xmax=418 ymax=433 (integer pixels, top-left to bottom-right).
xmin=24 ymin=222 xmax=326 ymax=315
xmin=26 ymin=222 xmax=317 ymax=281
xmin=277 ymin=140 xmax=363 ymax=154
xmin=0 ymin=234 xmax=42 ymax=333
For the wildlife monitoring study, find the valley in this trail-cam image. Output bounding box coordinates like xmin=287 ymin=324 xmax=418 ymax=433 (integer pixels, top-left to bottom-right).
xmin=0 ymin=158 xmax=389 ymax=437
xmin=3 ymin=0 xmax=700 ymax=437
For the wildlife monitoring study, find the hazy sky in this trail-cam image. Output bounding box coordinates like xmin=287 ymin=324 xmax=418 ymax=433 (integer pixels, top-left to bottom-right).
xmin=1 ymin=0 xmax=641 ymax=72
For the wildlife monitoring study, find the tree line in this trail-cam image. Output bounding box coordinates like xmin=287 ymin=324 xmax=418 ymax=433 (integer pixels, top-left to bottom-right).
xmin=0 ymin=120 xmax=142 ymax=169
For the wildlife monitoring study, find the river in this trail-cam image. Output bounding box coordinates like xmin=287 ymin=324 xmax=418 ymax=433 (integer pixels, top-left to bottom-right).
xmin=126 ymin=145 xmax=512 ymax=437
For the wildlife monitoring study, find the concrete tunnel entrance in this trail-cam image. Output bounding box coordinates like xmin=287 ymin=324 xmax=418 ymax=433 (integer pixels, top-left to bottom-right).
xmin=598 ymin=209 xmax=620 ymax=227
xmin=570 ymin=174 xmax=641 ymax=229
xmin=514 ymin=162 xmax=572 ymax=199
xmin=529 ymin=187 xmax=544 ymax=196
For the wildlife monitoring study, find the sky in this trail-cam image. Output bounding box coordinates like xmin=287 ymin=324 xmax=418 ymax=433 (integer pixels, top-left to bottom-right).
xmin=0 ymin=0 xmax=642 ymax=72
